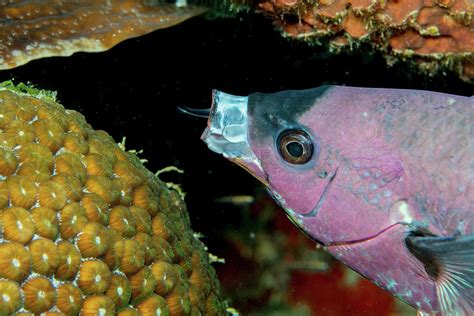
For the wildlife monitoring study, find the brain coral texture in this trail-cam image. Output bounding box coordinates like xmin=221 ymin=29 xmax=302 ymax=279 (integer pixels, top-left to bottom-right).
xmin=0 ymin=85 xmax=225 ymax=315
xmin=256 ymin=0 xmax=474 ymax=81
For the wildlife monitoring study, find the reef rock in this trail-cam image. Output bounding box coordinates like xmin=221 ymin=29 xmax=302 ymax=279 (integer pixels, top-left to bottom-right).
xmin=0 ymin=82 xmax=226 ymax=315
xmin=253 ymin=0 xmax=474 ymax=82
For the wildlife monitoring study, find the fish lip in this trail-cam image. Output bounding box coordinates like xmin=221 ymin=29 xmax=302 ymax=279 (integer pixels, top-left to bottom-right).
xmin=201 ymin=89 xmax=249 ymax=154
xmin=229 ymin=156 xmax=269 ymax=186
xmin=201 ymin=90 xmax=266 ymax=181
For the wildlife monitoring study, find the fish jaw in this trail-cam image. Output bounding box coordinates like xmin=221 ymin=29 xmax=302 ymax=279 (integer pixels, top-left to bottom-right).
xmin=201 ymin=90 xmax=267 ymax=184
xmin=327 ymin=223 xmax=440 ymax=314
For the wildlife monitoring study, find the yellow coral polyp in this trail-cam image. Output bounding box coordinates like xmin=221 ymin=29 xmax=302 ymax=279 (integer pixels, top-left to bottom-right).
xmin=129 ymin=266 xmax=157 ymax=304
xmin=189 ymin=267 xmax=211 ymax=296
xmin=15 ymin=99 xmax=36 ymax=121
xmin=77 ymin=221 xmax=110 ymax=258
xmin=0 ymin=280 xmax=22 ymax=314
xmin=2 ymin=206 xmax=35 ymax=244
xmin=0 ymin=146 xmax=18 ymax=176
xmin=55 ymin=152 xmax=88 ymax=183
xmin=78 ymin=260 xmax=112 ymax=295
xmin=85 ymin=175 xmax=119 ymax=204
xmin=0 ymin=109 xmax=15 ymax=129
xmin=133 ymin=185 xmax=159 ymax=216
xmin=101 ymin=228 xmax=121 ymax=270
xmin=29 ymin=238 xmax=60 ymax=275
xmin=33 ymin=119 xmax=65 ymax=153
xmin=206 ymin=293 xmax=224 ymax=316
xmin=134 ymin=232 xmax=158 ymax=265
xmin=109 ymin=205 xmax=137 ymax=237
xmin=114 ymin=239 xmax=145 ymax=275
xmin=151 ymin=261 xmax=176 ymax=296
xmin=0 ymin=242 xmax=31 ymax=282
xmin=56 ymin=241 xmax=81 ymax=281
xmin=64 ymin=110 xmax=89 ymax=137
xmin=152 ymin=212 xmax=174 ymax=242
xmin=31 ymin=206 xmax=59 ymax=239
xmin=5 ymin=120 xmax=36 ymax=146
xmin=63 ymin=132 xmax=90 ymax=155
xmin=130 ymin=205 xmax=152 ymax=235
xmin=136 ymin=294 xmax=169 ymax=316
xmin=152 ymin=235 xmax=175 ymax=263
xmin=189 ymin=284 xmax=205 ymax=308
xmin=38 ymin=180 xmax=68 ymax=209
xmin=114 ymin=160 xmax=144 ymax=188
xmin=22 ymin=277 xmax=56 ymax=313
xmin=17 ymin=142 xmax=54 ymax=170
xmin=81 ymin=193 xmax=110 ymax=225
xmin=52 ymin=173 xmax=83 ymax=201
xmin=7 ymin=177 xmax=38 ymax=209
xmin=105 ymin=274 xmax=132 ymax=309
xmin=86 ymin=153 xmax=114 ymax=178
xmin=166 ymin=284 xmax=192 ymax=315
xmin=59 ymin=202 xmax=88 ymax=239
xmin=82 ymin=295 xmax=115 ymax=315
xmin=113 ymin=178 xmax=134 ymax=205
xmin=0 ymin=86 xmax=225 ymax=314
xmin=17 ymin=160 xmax=51 ymax=183
xmin=56 ymin=283 xmax=83 ymax=315
xmin=37 ymin=106 xmax=68 ymax=131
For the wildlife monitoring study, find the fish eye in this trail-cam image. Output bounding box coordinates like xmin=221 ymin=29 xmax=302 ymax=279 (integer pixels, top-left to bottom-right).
xmin=277 ymin=129 xmax=313 ymax=164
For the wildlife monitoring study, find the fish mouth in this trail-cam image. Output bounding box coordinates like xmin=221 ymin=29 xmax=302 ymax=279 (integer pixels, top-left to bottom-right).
xmin=201 ymin=90 xmax=267 ymax=183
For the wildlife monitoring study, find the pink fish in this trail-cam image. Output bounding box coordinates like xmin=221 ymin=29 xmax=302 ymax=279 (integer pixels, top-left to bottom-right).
xmin=201 ymin=86 xmax=473 ymax=315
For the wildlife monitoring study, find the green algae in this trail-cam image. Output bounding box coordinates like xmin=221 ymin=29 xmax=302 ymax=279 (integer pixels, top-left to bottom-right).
xmin=0 ymin=80 xmax=57 ymax=102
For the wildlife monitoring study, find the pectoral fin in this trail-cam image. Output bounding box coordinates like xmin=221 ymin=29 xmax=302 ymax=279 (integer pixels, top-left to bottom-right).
xmin=406 ymin=233 xmax=474 ymax=315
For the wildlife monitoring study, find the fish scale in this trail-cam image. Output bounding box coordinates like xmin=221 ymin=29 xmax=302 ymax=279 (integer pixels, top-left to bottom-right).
xmin=202 ymin=85 xmax=474 ymax=315
xmin=294 ymin=87 xmax=472 ymax=239
xmin=386 ymin=93 xmax=473 ymax=234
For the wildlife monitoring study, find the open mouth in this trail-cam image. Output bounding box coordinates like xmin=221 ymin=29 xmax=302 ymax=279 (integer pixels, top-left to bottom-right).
xmin=201 ymin=90 xmax=268 ymax=183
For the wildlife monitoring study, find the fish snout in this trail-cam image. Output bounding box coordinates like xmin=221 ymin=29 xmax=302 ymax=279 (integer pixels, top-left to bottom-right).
xmin=201 ymin=90 xmax=267 ymax=183
xmin=201 ymin=90 xmax=248 ymax=155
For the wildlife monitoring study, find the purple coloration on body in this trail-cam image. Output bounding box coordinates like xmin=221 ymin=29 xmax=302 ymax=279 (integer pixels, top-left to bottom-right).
xmin=201 ymin=86 xmax=473 ymax=315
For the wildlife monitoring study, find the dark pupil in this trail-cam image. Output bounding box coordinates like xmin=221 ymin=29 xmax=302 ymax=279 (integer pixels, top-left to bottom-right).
xmin=277 ymin=129 xmax=314 ymax=165
xmin=286 ymin=141 xmax=303 ymax=158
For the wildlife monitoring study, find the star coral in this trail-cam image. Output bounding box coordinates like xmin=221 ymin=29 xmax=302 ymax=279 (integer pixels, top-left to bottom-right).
xmin=0 ymin=81 xmax=226 ymax=315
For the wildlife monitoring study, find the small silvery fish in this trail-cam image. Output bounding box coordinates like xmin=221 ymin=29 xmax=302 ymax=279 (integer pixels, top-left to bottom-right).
xmin=200 ymin=86 xmax=473 ymax=315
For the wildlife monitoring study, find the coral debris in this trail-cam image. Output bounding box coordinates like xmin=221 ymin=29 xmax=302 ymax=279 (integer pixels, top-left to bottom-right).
xmin=0 ymin=81 xmax=225 ymax=314
xmin=253 ymin=0 xmax=474 ymax=82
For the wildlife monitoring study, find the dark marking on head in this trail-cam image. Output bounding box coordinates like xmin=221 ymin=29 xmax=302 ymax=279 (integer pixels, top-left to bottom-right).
xmin=248 ymin=86 xmax=332 ymax=141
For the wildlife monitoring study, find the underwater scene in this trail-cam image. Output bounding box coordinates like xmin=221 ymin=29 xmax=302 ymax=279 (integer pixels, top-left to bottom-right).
xmin=0 ymin=1 xmax=472 ymax=315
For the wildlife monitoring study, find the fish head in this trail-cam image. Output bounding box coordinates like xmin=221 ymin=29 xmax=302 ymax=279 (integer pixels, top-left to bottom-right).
xmin=202 ymin=86 xmax=420 ymax=245
xmin=202 ymin=87 xmax=341 ymax=244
